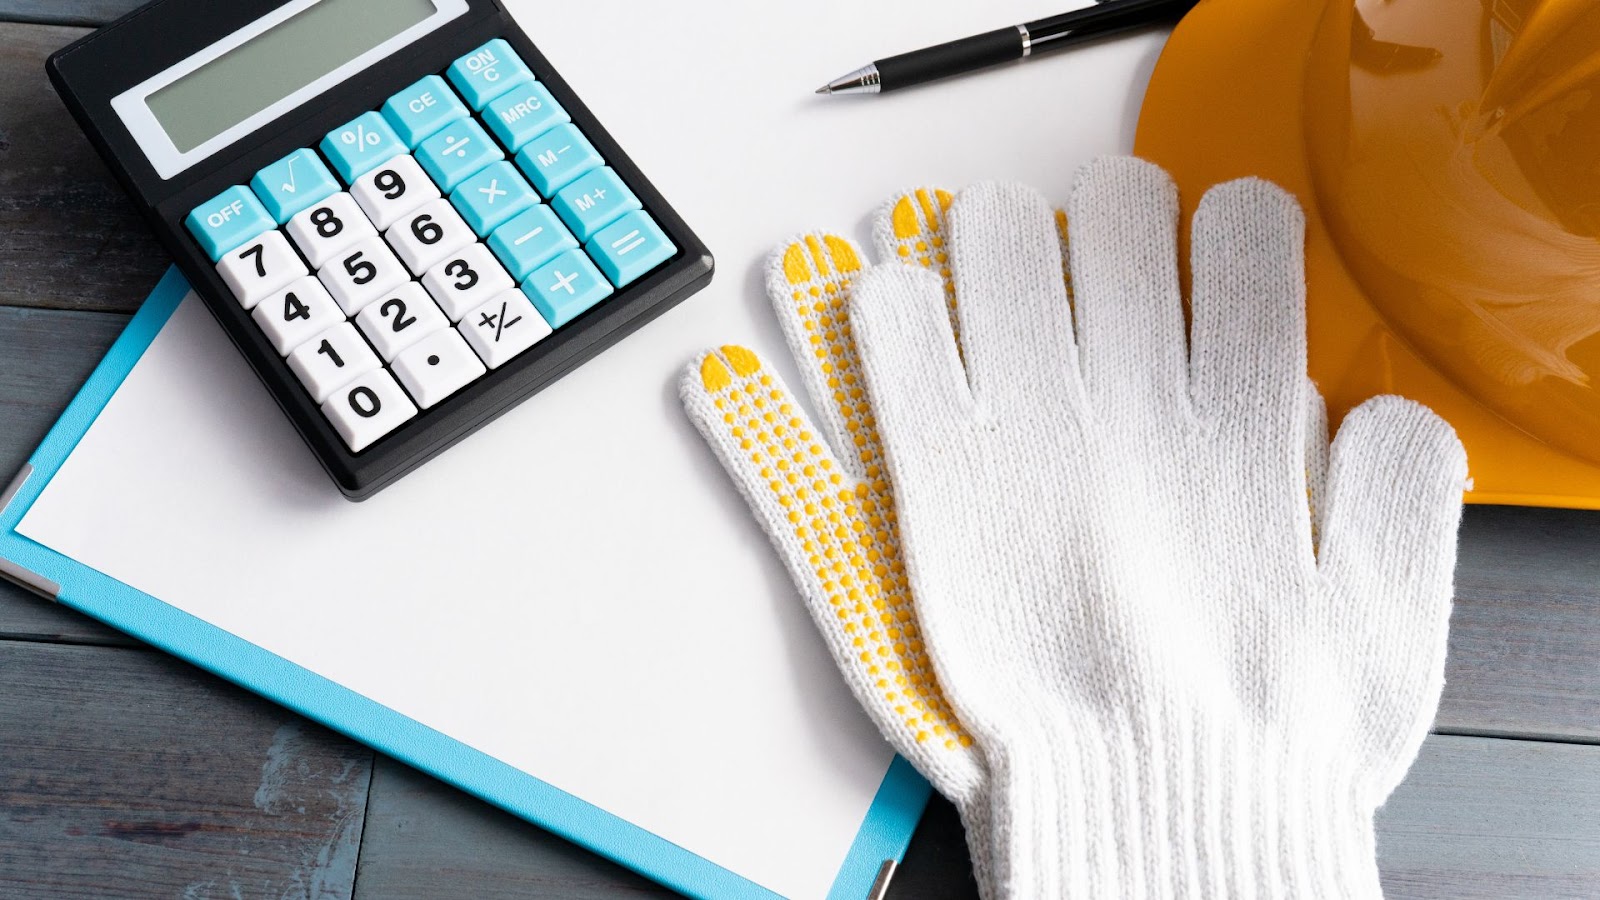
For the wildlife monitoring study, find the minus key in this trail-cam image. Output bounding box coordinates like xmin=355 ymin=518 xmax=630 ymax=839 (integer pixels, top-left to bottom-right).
xmin=486 ymin=205 xmax=579 ymax=281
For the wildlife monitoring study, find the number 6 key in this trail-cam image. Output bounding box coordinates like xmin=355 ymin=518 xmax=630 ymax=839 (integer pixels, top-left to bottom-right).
xmin=387 ymin=198 xmax=475 ymax=276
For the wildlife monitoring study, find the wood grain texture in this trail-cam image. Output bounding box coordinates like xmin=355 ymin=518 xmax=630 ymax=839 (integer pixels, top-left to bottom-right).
xmin=0 ymin=305 xmax=134 ymax=646
xmin=1439 ymin=505 xmax=1600 ymax=742
xmin=0 ymin=22 xmax=167 ymax=314
xmin=351 ymin=757 xmax=675 ymax=900
xmin=352 ymin=735 xmax=1600 ymax=900
xmin=1377 ymin=735 xmax=1600 ymax=899
xmin=0 ymin=0 xmax=142 ymax=27
xmin=0 ymin=641 xmax=373 ymax=899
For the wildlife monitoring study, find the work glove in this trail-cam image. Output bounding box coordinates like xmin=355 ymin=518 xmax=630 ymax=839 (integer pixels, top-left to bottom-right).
xmin=683 ymin=156 xmax=1467 ymax=898
xmin=680 ymin=186 xmax=1007 ymax=891
xmin=842 ymin=157 xmax=1467 ymax=897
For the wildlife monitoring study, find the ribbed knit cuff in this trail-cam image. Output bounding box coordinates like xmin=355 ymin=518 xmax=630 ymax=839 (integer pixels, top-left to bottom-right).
xmin=981 ymin=720 xmax=1384 ymax=899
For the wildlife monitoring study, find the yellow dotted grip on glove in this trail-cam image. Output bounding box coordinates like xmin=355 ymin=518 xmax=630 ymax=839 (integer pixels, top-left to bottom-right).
xmin=694 ymin=221 xmax=972 ymax=751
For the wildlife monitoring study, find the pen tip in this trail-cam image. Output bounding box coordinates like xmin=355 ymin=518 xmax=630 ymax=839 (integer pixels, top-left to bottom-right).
xmin=815 ymin=84 xmax=832 ymax=95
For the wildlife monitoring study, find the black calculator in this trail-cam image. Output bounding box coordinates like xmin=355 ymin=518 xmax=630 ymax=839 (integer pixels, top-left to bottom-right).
xmin=47 ymin=0 xmax=713 ymax=499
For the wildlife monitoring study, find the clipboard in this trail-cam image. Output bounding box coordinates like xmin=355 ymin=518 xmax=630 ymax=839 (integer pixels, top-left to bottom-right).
xmin=0 ymin=267 xmax=926 ymax=899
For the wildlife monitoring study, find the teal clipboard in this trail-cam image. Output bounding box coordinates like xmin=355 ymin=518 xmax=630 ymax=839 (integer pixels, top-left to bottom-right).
xmin=0 ymin=266 xmax=931 ymax=900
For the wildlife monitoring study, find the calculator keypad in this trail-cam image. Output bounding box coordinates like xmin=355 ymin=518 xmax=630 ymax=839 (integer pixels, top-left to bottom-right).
xmin=186 ymin=39 xmax=677 ymax=453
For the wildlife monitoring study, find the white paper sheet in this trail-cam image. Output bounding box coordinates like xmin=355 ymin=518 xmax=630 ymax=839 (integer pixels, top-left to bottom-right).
xmin=17 ymin=2 xmax=1161 ymax=896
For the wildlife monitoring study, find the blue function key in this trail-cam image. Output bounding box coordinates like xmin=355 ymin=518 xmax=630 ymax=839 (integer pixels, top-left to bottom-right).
xmin=250 ymin=148 xmax=339 ymax=224
xmin=416 ymin=118 xmax=502 ymax=192
xmin=551 ymin=167 xmax=640 ymax=242
xmin=185 ymin=185 xmax=275 ymax=261
xmin=514 ymin=123 xmax=601 ymax=195
xmin=451 ymin=161 xmax=538 ymax=236
xmin=484 ymin=82 xmax=568 ymax=152
xmin=321 ymin=111 xmax=407 ymax=183
xmin=382 ymin=74 xmax=470 ymax=147
xmin=488 ymin=205 xmax=578 ymax=281
xmin=588 ymin=211 xmax=676 ymax=287
xmin=447 ymin=38 xmax=534 ymax=110
xmin=525 ymin=248 xmax=613 ymax=328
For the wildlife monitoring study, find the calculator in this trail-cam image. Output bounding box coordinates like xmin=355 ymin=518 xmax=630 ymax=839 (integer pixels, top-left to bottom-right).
xmin=47 ymin=0 xmax=713 ymax=499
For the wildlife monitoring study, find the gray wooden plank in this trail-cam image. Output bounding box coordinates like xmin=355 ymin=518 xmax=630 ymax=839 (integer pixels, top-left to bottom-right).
xmin=0 ymin=640 xmax=373 ymax=899
xmin=0 ymin=1 xmax=141 ymax=27
xmin=0 ymin=22 xmax=168 ymax=314
xmin=354 ymin=734 xmax=1600 ymax=899
xmin=351 ymin=756 xmax=675 ymax=900
xmin=0 ymin=580 xmax=135 ymax=645
xmin=0 ymin=305 xmax=135 ymax=646
xmin=1439 ymin=504 xmax=1600 ymax=742
xmin=1378 ymin=735 xmax=1600 ymax=899
xmin=0 ymin=306 xmax=127 ymax=484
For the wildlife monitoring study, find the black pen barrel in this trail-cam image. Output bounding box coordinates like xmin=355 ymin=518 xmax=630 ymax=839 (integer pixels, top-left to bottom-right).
xmin=875 ymin=27 xmax=1022 ymax=91
xmin=1026 ymin=0 xmax=1201 ymax=53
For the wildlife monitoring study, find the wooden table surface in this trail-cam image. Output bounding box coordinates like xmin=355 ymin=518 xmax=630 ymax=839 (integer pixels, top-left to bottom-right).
xmin=3 ymin=5 xmax=1599 ymax=898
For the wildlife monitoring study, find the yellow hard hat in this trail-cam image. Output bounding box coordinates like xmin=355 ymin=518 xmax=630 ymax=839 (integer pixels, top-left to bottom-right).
xmin=1136 ymin=0 xmax=1600 ymax=508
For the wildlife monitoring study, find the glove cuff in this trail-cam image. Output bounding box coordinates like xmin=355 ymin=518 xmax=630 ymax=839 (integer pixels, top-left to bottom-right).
xmin=985 ymin=723 xmax=1384 ymax=899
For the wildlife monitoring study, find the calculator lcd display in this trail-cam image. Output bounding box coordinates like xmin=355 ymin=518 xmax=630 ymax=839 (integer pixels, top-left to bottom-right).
xmin=145 ymin=0 xmax=439 ymax=154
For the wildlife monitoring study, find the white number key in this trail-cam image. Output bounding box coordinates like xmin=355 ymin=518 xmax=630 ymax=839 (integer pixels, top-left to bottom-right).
xmin=458 ymin=288 xmax=551 ymax=369
xmin=421 ymin=243 xmax=514 ymax=321
xmin=322 ymin=368 xmax=417 ymax=452
xmin=216 ymin=230 xmax=305 ymax=309
xmin=387 ymin=199 xmax=474 ymax=276
xmin=355 ymin=281 xmax=448 ymax=361
xmin=392 ymin=327 xmax=486 ymax=410
xmin=251 ymin=275 xmax=344 ymax=355
xmin=286 ymin=192 xmax=377 ymax=268
xmin=286 ymin=321 xmax=382 ymax=402
xmin=352 ymin=155 xmax=438 ymax=230
xmin=319 ymin=237 xmax=410 ymax=315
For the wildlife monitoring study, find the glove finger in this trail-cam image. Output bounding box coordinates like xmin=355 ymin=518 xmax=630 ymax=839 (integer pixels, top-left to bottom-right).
xmin=1188 ymin=177 xmax=1307 ymax=430
xmin=871 ymin=186 xmax=958 ymax=342
xmin=765 ymin=232 xmax=874 ymax=481
xmin=849 ymin=264 xmax=975 ymax=449
xmin=680 ymin=347 xmax=985 ymax=800
xmin=946 ymin=181 xmax=1083 ymax=414
xmin=1068 ymin=156 xmax=1189 ymax=415
xmin=1317 ymin=395 xmax=1468 ymax=597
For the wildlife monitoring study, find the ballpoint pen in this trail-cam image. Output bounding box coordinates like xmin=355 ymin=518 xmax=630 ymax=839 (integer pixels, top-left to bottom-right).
xmin=817 ymin=0 xmax=1202 ymax=95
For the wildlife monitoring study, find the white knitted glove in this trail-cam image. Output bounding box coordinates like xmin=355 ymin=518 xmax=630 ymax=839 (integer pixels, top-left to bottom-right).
xmin=680 ymin=188 xmax=1009 ymax=891
xmin=846 ymin=158 xmax=1468 ymax=898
